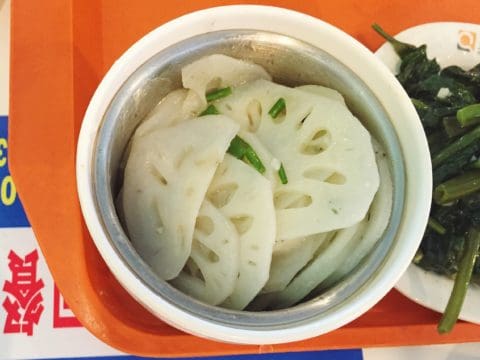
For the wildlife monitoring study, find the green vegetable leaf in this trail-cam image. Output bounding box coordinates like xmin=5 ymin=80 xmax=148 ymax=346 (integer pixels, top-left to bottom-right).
xmin=441 ymin=64 xmax=480 ymax=97
xmin=408 ymin=75 xmax=476 ymax=109
xmin=397 ymin=45 xmax=440 ymax=92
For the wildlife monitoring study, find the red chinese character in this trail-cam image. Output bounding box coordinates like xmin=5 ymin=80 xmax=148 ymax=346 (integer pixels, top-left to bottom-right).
xmin=2 ymin=250 xmax=45 ymax=335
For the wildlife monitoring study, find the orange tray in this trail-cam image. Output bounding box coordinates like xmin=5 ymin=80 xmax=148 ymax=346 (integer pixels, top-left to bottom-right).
xmin=8 ymin=0 xmax=480 ymax=357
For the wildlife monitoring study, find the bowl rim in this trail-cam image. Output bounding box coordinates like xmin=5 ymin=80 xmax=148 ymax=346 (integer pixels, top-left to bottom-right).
xmin=92 ymin=28 xmax=406 ymax=329
xmin=76 ymin=4 xmax=432 ymax=344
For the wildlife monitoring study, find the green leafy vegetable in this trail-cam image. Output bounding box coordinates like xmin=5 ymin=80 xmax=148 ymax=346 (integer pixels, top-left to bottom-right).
xmin=397 ymin=52 xmax=441 ymax=93
xmin=433 ymin=170 xmax=480 ymax=205
xmin=431 ymin=125 xmax=480 ymax=168
xmin=409 ymin=75 xmax=476 ymax=107
xmin=428 ymin=217 xmax=447 ymax=235
xmin=442 ymin=116 xmax=467 ymax=138
xmin=418 ymin=102 xmax=458 ymax=131
xmin=374 ymin=24 xmax=480 ymax=334
xmin=468 ymin=158 xmax=480 ymax=169
xmin=433 ymin=141 xmax=480 ymax=186
xmin=441 ymin=64 xmax=480 ymax=97
xmin=427 ymin=130 xmax=449 ymax=155
xmin=438 ymin=227 xmax=480 ymax=334
xmin=457 ymin=103 xmax=480 ymax=128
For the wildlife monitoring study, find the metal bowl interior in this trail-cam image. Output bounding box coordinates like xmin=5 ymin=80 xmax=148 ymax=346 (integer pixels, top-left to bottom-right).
xmin=92 ymin=30 xmax=405 ymax=329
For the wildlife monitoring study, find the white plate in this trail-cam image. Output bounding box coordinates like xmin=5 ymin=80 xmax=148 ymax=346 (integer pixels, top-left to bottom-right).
xmin=376 ymin=22 xmax=480 ymax=324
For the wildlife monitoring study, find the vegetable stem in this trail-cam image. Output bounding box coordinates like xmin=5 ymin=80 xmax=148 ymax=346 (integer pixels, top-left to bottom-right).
xmin=268 ymin=98 xmax=286 ymax=119
xmin=428 ymin=217 xmax=447 ymax=235
xmin=199 ymin=104 xmax=220 ymax=116
xmin=438 ymin=227 xmax=480 ymax=334
xmin=432 ymin=125 xmax=480 ymax=168
xmin=278 ymin=163 xmax=288 ymax=184
xmin=443 ymin=116 xmax=467 ymax=138
xmin=433 ymin=170 xmax=480 ymax=205
xmin=371 ymin=23 xmax=416 ymax=57
xmin=206 ymin=87 xmax=232 ymax=102
xmin=457 ymin=103 xmax=480 ymax=128
xmin=468 ymin=158 xmax=480 ymax=169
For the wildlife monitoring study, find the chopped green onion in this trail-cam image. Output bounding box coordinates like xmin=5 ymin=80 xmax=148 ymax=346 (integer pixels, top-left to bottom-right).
xmin=227 ymin=136 xmax=265 ymax=174
xmin=427 ymin=217 xmax=447 ymax=235
xmin=278 ymin=163 xmax=288 ymax=184
xmin=268 ymin=98 xmax=286 ymax=119
xmin=206 ymin=87 xmax=232 ymax=102
xmin=227 ymin=136 xmax=248 ymax=159
xmin=245 ymin=147 xmax=266 ymax=174
xmin=199 ymin=104 xmax=220 ymax=116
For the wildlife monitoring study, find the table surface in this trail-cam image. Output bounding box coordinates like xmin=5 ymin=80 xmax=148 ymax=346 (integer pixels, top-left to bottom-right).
xmin=1 ymin=0 xmax=480 ymax=359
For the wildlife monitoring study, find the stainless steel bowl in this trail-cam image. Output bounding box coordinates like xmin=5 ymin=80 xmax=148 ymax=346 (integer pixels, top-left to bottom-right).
xmin=92 ymin=29 xmax=404 ymax=328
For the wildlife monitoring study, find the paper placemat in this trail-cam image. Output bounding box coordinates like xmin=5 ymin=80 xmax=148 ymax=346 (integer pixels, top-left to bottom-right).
xmin=1 ymin=1 xmax=479 ymax=359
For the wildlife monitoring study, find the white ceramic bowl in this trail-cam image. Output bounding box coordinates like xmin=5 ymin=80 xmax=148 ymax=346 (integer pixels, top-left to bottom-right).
xmin=76 ymin=5 xmax=431 ymax=344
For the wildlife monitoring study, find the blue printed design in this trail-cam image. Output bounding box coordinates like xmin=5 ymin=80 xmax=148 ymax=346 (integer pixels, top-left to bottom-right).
xmin=0 ymin=116 xmax=30 ymax=227
xmin=46 ymin=349 xmax=363 ymax=360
